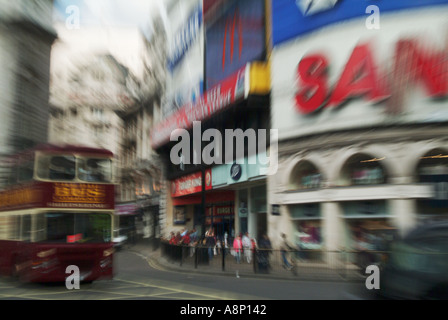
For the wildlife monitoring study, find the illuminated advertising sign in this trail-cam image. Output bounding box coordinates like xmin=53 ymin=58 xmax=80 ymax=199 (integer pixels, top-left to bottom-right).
xmin=0 ymin=182 xmax=115 ymax=211
xmin=205 ymin=0 xmax=265 ymax=90
xmin=272 ymin=0 xmax=448 ymax=45
xmin=152 ymin=64 xmax=248 ymax=149
xmin=171 ymin=169 xmax=212 ymax=197
xmin=294 ymin=41 xmax=447 ymax=115
xmin=271 ymin=8 xmax=448 ymax=141
xmin=47 ymin=183 xmax=114 ymax=209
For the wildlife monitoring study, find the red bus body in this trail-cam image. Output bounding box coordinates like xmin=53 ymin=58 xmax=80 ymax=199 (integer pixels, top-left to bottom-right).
xmin=0 ymin=241 xmax=114 ymax=282
xmin=0 ymin=144 xmax=116 ymax=283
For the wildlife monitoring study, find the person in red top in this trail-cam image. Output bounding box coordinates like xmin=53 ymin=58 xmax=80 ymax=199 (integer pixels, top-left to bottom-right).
xmin=168 ymin=232 xmax=175 ymax=245
xmin=233 ymin=233 xmax=243 ymax=264
xmin=172 ymin=231 xmax=181 ymax=245
xmin=181 ymin=230 xmax=191 ymax=245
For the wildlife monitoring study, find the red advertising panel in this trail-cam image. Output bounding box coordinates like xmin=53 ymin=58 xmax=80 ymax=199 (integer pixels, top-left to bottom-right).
xmin=171 ymin=169 xmax=212 ymax=197
xmin=151 ymin=65 xmax=247 ymax=149
xmin=172 ymin=190 xmax=235 ymax=206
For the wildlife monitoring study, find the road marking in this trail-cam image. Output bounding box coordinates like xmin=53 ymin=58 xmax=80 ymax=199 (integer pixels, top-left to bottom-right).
xmin=114 ymin=278 xmax=240 ymax=300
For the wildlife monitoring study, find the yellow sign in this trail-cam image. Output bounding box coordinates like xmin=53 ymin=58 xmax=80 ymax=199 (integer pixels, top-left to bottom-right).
xmin=249 ymin=62 xmax=270 ymax=96
xmin=53 ymin=183 xmax=106 ymax=203
xmin=0 ymin=187 xmax=36 ymax=208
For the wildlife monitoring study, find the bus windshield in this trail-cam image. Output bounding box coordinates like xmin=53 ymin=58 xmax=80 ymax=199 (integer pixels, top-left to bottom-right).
xmin=37 ymin=155 xmax=76 ymax=180
xmin=37 ymin=212 xmax=112 ymax=243
xmin=78 ymin=158 xmax=112 ymax=183
xmin=36 ymin=154 xmax=112 ymax=183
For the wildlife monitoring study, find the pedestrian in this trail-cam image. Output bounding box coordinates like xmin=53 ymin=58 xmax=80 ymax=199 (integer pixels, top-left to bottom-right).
xmin=215 ymin=238 xmax=221 ymax=255
xmin=280 ymin=233 xmax=294 ymax=270
xmin=242 ymin=232 xmax=252 ymax=263
xmin=205 ymin=228 xmax=216 ymax=261
xmin=258 ymin=234 xmax=272 ymax=273
xmin=223 ymin=232 xmax=229 ymax=255
xmin=233 ymin=233 xmax=243 ymax=264
xmin=190 ymin=228 xmax=198 ymax=244
xmin=180 ymin=230 xmax=191 ymax=246
xmin=168 ymin=231 xmax=175 ymax=245
xmin=174 ymin=231 xmax=182 ymax=245
xmin=189 ymin=228 xmax=198 ymax=257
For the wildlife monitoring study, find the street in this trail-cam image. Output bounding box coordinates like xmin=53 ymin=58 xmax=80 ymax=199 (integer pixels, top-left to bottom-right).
xmin=0 ymin=248 xmax=376 ymax=301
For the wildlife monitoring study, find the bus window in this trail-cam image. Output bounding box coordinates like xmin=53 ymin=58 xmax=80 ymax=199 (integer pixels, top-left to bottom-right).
xmin=0 ymin=215 xmax=20 ymax=240
xmin=21 ymin=215 xmax=31 ymax=242
xmin=34 ymin=214 xmax=46 ymax=242
xmin=0 ymin=216 xmax=10 ymax=240
xmin=78 ymin=158 xmax=112 ymax=183
xmin=37 ymin=155 xmax=76 ymax=181
xmin=18 ymin=160 xmax=34 ymax=182
xmin=43 ymin=212 xmax=112 ymax=243
xmin=45 ymin=212 xmax=71 ymax=242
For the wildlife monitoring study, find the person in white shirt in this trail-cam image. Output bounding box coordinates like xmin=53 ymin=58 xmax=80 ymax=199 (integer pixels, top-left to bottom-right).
xmin=242 ymin=232 xmax=252 ymax=263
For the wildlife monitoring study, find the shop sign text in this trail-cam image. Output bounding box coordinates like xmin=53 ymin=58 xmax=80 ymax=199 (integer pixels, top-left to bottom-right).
xmin=295 ymin=39 xmax=448 ymax=115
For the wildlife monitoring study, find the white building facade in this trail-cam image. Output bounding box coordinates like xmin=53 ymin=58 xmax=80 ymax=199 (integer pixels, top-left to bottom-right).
xmin=268 ymin=1 xmax=448 ymax=252
xmin=48 ymin=53 xmax=133 ymax=156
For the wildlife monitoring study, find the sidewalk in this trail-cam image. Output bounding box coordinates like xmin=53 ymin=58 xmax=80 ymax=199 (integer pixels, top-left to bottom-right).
xmin=126 ymin=243 xmax=364 ymax=283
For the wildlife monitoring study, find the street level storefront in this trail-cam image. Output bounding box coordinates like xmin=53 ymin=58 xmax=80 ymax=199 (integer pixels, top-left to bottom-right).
xmin=153 ymin=61 xmax=270 ymax=238
xmin=269 ymin=1 xmax=448 ymax=252
xmin=168 ymin=168 xmax=235 ymax=237
xmin=212 ymin=152 xmax=268 ymax=241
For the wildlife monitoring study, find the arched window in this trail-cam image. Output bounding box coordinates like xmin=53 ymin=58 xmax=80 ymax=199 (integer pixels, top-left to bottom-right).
xmin=289 ymin=160 xmax=322 ymax=190
xmin=416 ymin=148 xmax=448 ymax=216
xmin=417 ymin=148 xmax=448 ymax=183
xmin=340 ymin=153 xmax=387 ymax=186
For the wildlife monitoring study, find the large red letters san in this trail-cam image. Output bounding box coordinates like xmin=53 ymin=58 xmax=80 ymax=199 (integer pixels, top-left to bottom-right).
xmin=295 ymin=40 xmax=448 ymax=114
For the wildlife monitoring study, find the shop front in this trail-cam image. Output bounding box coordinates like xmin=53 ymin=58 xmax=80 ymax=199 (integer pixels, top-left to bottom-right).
xmin=289 ymin=203 xmax=323 ymax=260
xmin=212 ymin=153 xmax=268 ymax=241
xmin=205 ymin=203 xmax=235 ymax=241
xmin=170 ymin=168 xmax=236 ymax=238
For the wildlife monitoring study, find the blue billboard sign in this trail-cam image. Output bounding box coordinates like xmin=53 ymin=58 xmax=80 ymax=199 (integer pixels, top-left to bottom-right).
xmin=205 ymin=0 xmax=266 ymax=90
xmin=272 ymin=0 xmax=448 ymax=45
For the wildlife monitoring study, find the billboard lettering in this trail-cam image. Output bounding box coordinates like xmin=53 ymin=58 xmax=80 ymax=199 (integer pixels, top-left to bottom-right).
xmin=171 ymin=169 xmax=212 ymax=197
xmin=168 ymin=4 xmax=202 ymax=71
xmin=295 ymin=39 xmax=448 ymax=115
xmin=222 ymin=8 xmax=242 ymax=71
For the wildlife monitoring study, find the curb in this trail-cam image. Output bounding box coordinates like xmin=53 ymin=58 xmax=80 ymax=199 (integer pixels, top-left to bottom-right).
xmin=128 ymin=246 xmax=364 ymax=283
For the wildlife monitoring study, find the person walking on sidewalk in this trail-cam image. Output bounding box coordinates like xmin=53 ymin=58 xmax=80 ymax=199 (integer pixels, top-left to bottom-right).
xmin=242 ymin=232 xmax=252 ymax=263
xmin=205 ymin=228 xmax=216 ymax=261
xmin=258 ymin=234 xmax=272 ymax=273
xmin=233 ymin=233 xmax=243 ymax=264
xmin=281 ymin=233 xmax=294 ymax=270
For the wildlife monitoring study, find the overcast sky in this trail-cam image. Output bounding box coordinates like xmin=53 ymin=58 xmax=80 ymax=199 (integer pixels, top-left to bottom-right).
xmin=53 ymin=0 xmax=168 ymax=38
xmin=51 ymin=0 xmax=169 ymax=77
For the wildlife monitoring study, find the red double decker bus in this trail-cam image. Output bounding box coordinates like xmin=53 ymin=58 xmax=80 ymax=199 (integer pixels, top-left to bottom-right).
xmin=0 ymin=144 xmax=116 ymax=282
